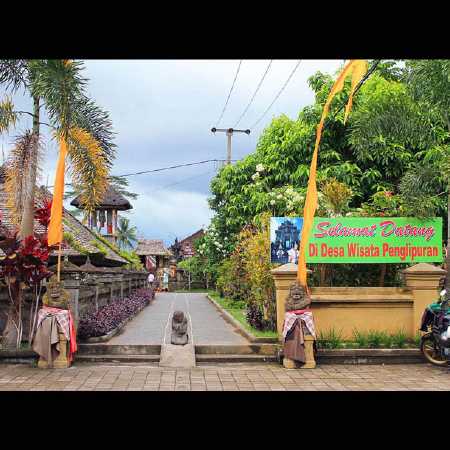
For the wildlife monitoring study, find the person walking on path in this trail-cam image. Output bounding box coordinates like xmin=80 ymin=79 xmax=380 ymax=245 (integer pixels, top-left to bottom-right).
xmin=147 ymin=272 xmax=155 ymax=289
xmin=162 ymin=271 xmax=169 ymax=292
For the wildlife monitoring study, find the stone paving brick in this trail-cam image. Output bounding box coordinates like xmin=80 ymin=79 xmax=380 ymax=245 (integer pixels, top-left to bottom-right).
xmin=1 ymin=362 xmax=449 ymax=390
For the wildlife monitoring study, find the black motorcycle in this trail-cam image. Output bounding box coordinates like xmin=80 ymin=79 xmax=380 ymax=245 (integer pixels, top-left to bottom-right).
xmin=420 ymin=298 xmax=450 ymax=366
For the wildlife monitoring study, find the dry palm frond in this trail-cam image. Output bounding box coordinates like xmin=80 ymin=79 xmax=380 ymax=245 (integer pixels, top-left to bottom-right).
xmin=5 ymin=131 xmax=41 ymax=224
xmin=66 ymin=126 xmax=109 ymax=214
xmin=0 ymin=97 xmax=17 ymax=133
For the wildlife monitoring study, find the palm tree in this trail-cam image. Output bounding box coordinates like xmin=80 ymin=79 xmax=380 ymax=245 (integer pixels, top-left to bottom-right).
xmin=0 ymin=59 xmax=116 ymax=348
xmin=116 ymin=217 xmax=138 ymax=250
xmin=0 ymin=60 xmax=116 ymax=235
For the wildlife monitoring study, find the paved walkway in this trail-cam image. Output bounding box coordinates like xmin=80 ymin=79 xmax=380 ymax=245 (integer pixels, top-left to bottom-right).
xmin=0 ymin=363 xmax=449 ymax=390
xmin=108 ymin=292 xmax=248 ymax=346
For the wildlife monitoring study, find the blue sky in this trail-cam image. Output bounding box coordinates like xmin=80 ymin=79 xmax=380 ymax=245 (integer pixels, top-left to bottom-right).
xmin=0 ymin=59 xmax=342 ymax=246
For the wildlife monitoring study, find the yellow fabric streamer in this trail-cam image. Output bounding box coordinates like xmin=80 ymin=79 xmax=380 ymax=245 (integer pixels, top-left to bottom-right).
xmin=297 ymin=60 xmax=368 ymax=287
xmin=47 ymin=136 xmax=68 ymax=246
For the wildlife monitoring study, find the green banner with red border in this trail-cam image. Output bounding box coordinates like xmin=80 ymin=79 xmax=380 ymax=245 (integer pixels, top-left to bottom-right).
xmin=270 ymin=217 xmax=443 ymax=264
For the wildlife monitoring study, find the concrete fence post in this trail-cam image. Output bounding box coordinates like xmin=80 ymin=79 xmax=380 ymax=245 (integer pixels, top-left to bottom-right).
xmin=402 ymin=263 xmax=446 ymax=333
xmin=61 ymin=272 xmax=80 ymax=332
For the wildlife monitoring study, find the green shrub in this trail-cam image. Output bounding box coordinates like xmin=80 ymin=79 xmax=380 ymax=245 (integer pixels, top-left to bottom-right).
xmin=367 ymin=330 xmax=388 ymax=348
xmin=379 ymin=331 xmax=393 ymax=348
xmin=391 ymin=329 xmax=408 ymax=348
xmin=317 ymin=328 xmax=343 ymax=349
xmin=352 ymin=329 xmax=368 ymax=347
xmin=412 ymin=331 xmax=422 ymax=348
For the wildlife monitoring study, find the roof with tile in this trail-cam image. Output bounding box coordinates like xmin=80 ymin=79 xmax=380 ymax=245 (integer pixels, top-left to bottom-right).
xmin=135 ymin=239 xmax=172 ymax=256
xmin=70 ymin=185 xmax=132 ymax=211
xmin=0 ymin=169 xmax=127 ymax=265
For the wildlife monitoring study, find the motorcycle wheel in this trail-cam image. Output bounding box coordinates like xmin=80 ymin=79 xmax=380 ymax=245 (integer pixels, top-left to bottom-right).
xmin=420 ymin=333 xmax=448 ymax=366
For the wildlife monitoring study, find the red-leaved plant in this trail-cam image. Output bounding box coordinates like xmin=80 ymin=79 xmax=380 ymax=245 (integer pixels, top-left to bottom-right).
xmin=0 ymin=199 xmax=55 ymax=349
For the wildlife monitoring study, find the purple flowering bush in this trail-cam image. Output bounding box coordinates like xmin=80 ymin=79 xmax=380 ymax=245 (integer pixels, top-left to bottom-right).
xmin=78 ymin=288 xmax=154 ymax=339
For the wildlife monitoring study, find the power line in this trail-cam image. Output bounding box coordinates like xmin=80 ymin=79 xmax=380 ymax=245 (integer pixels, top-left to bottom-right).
xmin=115 ymin=159 xmax=235 ymax=178
xmin=233 ymin=60 xmax=273 ymax=128
xmin=152 ymin=170 xmax=214 ymax=194
xmin=249 ymin=60 xmax=302 ymax=130
xmin=215 ymin=60 xmax=242 ymax=127
xmin=49 ymin=159 xmax=236 ymax=187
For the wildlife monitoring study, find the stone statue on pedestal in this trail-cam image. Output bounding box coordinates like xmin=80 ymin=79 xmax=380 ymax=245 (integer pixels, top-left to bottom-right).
xmin=43 ymin=275 xmax=70 ymax=309
xmin=171 ymin=310 xmax=188 ymax=345
xmin=285 ymin=281 xmax=311 ymax=311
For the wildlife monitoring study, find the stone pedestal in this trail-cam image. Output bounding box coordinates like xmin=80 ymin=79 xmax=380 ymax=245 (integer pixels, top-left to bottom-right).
xmin=37 ymin=331 xmax=71 ymax=369
xmin=283 ymin=335 xmax=316 ymax=369
xmin=402 ymin=263 xmax=446 ymax=333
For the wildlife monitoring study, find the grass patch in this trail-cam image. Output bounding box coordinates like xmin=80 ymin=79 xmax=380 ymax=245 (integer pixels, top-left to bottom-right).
xmin=367 ymin=330 xmax=387 ymax=348
xmin=391 ymin=329 xmax=408 ymax=348
xmin=412 ymin=331 xmax=422 ymax=348
xmin=352 ymin=329 xmax=368 ymax=348
xmin=174 ymin=288 xmax=208 ymax=293
xmin=317 ymin=328 xmax=344 ymax=349
xmin=208 ymin=291 xmax=277 ymax=338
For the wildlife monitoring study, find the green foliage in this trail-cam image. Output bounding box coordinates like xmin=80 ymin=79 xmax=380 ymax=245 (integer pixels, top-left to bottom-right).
xmin=208 ymin=63 xmax=444 ymax=252
xmin=92 ymin=231 xmax=142 ymax=268
xmin=391 ymin=329 xmax=408 ymax=348
xmin=320 ymin=178 xmax=353 ymax=215
xmin=116 ymin=217 xmax=138 ymax=250
xmin=352 ymin=329 xmax=369 ymax=347
xmin=317 ymin=328 xmax=343 ymax=349
xmin=208 ymin=291 xmax=277 ymax=338
xmin=367 ymin=330 xmax=389 ymax=348
xmin=90 ymin=240 xmax=108 ymax=256
xmin=199 ymin=60 xmax=449 ymax=290
xmin=413 ymin=331 xmax=422 ymax=348
xmin=216 ymin=257 xmax=250 ymax=302
xmin=63 ymin=232 xmax=89 ymax=255
xmin=216 ymin=213 xmax=276 ymax=329
xmin=178 ymin=256 xmax=207 ymax=282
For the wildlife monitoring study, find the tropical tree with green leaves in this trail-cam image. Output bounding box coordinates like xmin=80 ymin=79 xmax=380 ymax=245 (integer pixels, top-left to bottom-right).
xmin=349 ymin=59 xmax=450 ymax=287
xmin=207 ymin=60 xmax=449 ymax=288
xmin=0 ymin=59 xmax=116 ymax=237
xmin=116 ymin=217 xmax=138 ymax=250
xmin=0 ymin=59 xmax=116 ymax=348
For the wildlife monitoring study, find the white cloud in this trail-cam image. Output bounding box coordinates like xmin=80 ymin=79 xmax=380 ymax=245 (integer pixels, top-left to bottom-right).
xmin=1 ymin=59 xmax=344 ymax=241
xmin=125 ymin=188 xmax=213 ymax=245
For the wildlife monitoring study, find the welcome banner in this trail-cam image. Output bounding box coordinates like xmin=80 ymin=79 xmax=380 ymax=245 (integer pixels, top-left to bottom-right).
xmin=270 ymin=217 xmax=443 ymax=264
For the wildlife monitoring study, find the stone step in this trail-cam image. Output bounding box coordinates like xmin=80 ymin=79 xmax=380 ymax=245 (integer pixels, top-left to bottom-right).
xmin=194 ymin=344 xmax=279 ymax=355
xmin=77 ymin=344 xmax=161 ymax=355
xmin=316 ymin=348 xmax=424 ymax=365
xmin=75 ymin=354 xmax=160 ymax=363
xmin=196 ymin=354 xmax=278 ymax=363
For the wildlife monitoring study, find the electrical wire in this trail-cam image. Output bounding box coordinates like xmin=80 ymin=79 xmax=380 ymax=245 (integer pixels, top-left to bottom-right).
xmin=115 ymin=159 xmax=235 ymax=178
xmin=249 ymin=60 xmax=302 ymax=130
xmin=215 ymin=60 xmax=242 ymax=127
xmin=49 ymin=159 xmax=236 ymax=187
xmin=233 ymin=60 xmax=273 ymax=128
xmin=152 ymin=170 xmax=214 ymax=194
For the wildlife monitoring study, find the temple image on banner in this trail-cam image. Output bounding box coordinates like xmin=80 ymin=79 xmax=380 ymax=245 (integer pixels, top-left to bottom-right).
xmin=270 ymin=217 xmax=303 ymax=264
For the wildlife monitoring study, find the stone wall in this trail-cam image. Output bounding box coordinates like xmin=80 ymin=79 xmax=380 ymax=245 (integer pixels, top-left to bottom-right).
xmin=0 ymin=270 xmax=148 ymax=341
xmin=271 ymin=262 xmax=446 ymax=341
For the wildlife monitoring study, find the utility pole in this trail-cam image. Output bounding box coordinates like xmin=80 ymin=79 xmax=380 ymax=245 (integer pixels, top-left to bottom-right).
xmin=211 ymin=127 xmax=250 ymax=165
